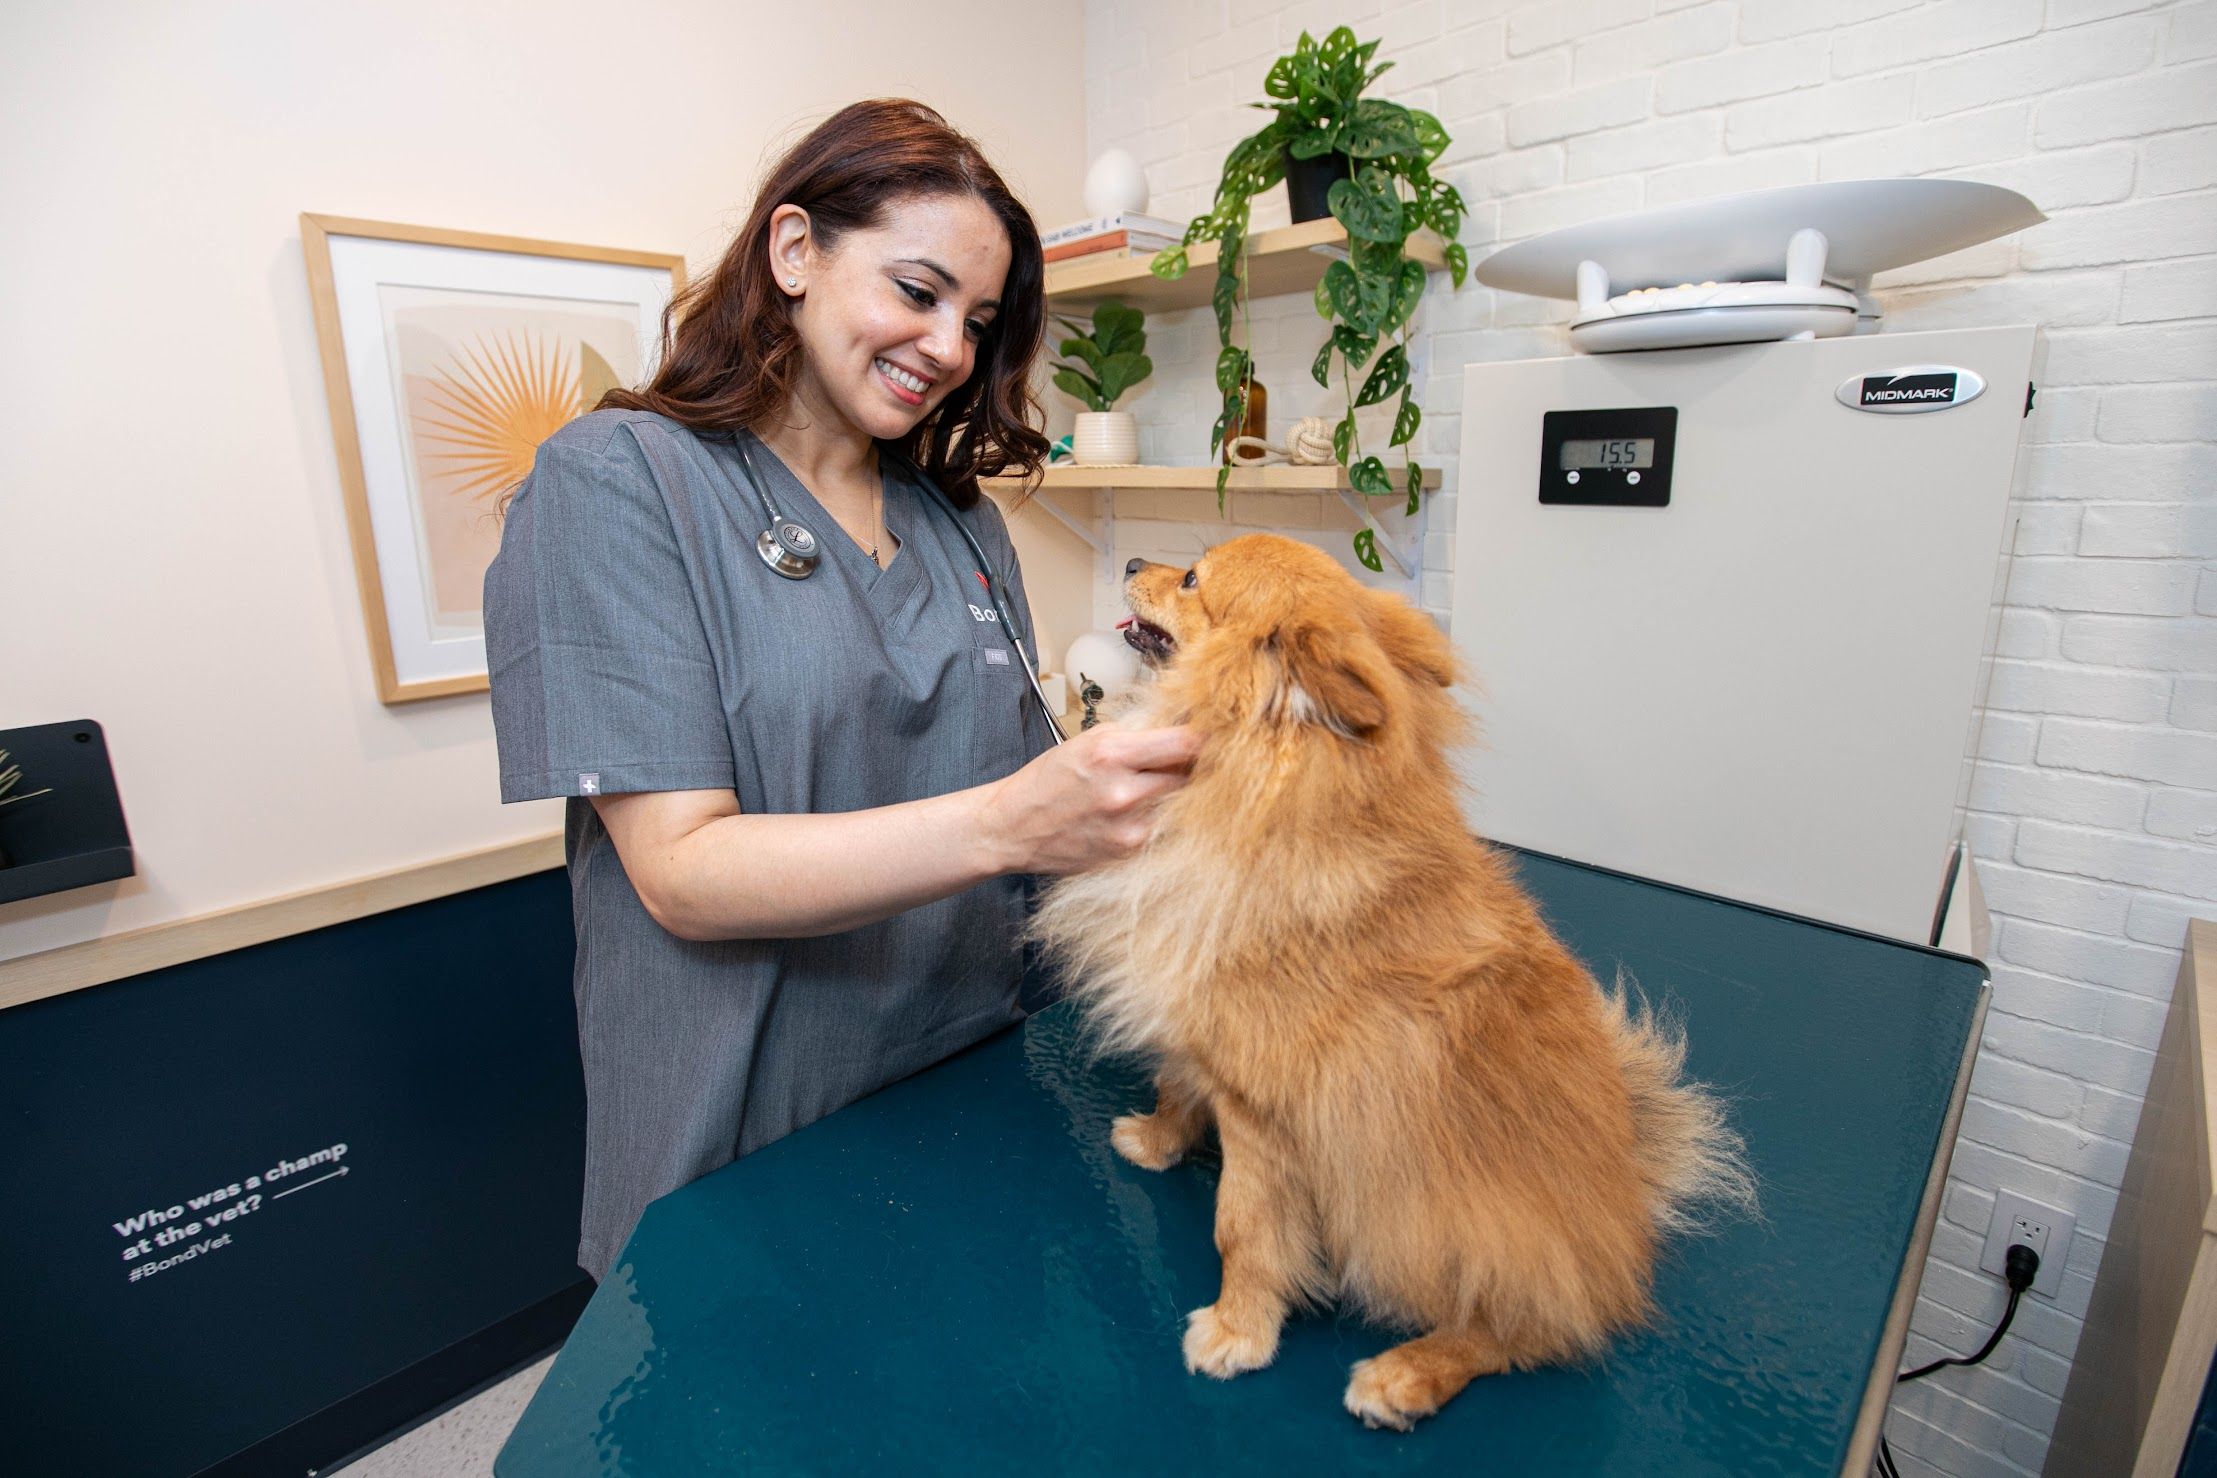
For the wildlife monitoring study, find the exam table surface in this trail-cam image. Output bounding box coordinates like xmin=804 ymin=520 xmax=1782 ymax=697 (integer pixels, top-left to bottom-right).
xmin=495 ymin=850 xmax=1986 ymax=1476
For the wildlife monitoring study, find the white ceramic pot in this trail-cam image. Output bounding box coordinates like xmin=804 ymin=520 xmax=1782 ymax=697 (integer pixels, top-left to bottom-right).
xmin=1073 ymin=411 xmax=1139 ymax=467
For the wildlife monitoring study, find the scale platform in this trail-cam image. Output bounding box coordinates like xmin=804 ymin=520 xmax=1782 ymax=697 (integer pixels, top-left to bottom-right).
xmin=1476 ymin=180 xmax=2043 ymax=352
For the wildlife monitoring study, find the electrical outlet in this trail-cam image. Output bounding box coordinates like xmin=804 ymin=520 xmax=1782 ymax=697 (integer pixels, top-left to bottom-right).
xmin=1981 ymin=1191 xmax=2074 ymax=1298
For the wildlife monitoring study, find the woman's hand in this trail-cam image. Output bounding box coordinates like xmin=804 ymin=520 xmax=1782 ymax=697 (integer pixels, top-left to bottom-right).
xmin=977 ymin=724 xmax=1203 ymax=876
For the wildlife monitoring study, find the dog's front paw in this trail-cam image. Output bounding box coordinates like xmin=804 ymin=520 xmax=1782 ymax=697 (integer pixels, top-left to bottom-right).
xmin=1182 ymin=1304 xmax=1278 ymax=1379
xmin=1342 ymin=1354 xmax=1435 ymax=1432
xmin=1110 ymin=1113 xmax=1185 ymax=1170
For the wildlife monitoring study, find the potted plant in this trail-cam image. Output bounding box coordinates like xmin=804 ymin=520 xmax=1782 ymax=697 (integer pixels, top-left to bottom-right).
xmin=1050 ymin=301 xmax=1153 ymax=467
xmin=1151 ymin=25 xmax=1470 ymax=569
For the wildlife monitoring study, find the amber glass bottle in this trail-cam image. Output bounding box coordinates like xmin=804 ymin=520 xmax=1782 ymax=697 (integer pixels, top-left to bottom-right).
xmin=1222 ymin=376 xmax=1268 ymax=464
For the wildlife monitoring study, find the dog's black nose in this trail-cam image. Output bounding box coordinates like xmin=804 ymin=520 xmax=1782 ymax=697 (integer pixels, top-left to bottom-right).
xmin=1125 ymin=558 xmax=1147 ymax=578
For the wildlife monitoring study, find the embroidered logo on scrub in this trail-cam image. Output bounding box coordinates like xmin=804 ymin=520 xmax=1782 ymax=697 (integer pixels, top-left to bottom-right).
xmin=984 ymin=649 xmax=1010 ymax=666
xmin=578 ymin=773 xmax=601 ymax=795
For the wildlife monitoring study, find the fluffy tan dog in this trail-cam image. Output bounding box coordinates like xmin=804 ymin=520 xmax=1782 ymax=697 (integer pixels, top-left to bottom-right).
xmin=1031 ymin=534 xmax=1753 ymax=1431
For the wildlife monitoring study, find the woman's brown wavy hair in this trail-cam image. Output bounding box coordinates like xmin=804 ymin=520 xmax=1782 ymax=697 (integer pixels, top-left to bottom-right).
xmin=599 ymin=98 xmax=1048 ymax=508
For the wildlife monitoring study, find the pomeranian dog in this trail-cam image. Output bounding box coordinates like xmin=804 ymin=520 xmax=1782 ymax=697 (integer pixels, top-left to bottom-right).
xmin=1031 ymin=534 xmax=1753 ymax=1432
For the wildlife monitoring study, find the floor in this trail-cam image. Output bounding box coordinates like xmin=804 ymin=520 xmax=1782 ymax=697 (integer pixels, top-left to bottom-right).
xmin=330 ymin=1354 xmax=554 ymax=1477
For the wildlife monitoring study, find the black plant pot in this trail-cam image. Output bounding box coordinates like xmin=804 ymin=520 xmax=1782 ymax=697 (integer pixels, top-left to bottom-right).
xmin=1284 ymin=148 xmax=1354 ymax=224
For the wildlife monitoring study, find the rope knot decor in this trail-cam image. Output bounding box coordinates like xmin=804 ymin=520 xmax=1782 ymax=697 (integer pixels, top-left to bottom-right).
xmin=1226 ymin=415 xmax=1337 ymax=467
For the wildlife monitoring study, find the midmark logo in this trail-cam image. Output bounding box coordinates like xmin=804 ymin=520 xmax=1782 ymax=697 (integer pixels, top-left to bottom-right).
xmin=1835 ymin=365 xmax=1986 ymax=415
xmin=1862 ymin=373 xmax=1957 ymax=405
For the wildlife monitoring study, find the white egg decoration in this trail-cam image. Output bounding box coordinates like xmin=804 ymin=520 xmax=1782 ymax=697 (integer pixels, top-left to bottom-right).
xmin=1063 ymin=629 xmax=1143 ymax=698
xmin=1082 ymin=149 xmax=1150 ymax=218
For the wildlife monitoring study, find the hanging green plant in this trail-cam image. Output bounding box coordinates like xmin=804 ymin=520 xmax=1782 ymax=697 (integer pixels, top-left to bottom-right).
xmin=1150 ymin=24 xmax=1469 ymax=569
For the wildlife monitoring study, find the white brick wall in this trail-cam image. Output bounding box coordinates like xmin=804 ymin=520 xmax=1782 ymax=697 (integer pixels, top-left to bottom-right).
xmin=1080 ymin=2 xmax=2215 ymax=1473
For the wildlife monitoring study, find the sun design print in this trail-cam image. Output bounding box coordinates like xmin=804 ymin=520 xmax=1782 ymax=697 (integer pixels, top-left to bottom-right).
xmin=414 ymin=332 xmax=619 ymax=504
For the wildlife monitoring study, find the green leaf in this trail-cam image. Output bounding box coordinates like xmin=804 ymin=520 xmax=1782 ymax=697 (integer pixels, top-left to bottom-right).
xmin=1210 ymin=404 xmax=1232 ymax=454
xmin=1382 ymin=258 xmax=1428 ymax=335
xmin=1052 ymin=367 xmax=1105 ymax=413
xmin=1288 ymin=131 xmax=1339 ymax=160
xmin=1097 ymin=351 xmax=1151 ymax=407
xmin=1408 ymin=109 xmax=1450 ymax=163
xmin=1323 ymin=258 xmax=1393 ymax=336
xmin=1405 ymin=460 xmax=1424 ymax=516
xmin=1264 ymin=54 xmax=1299 ymax=99
xmin=1060 ymin=338 xmax=1105 ymax=373
xmin=1215 ymin=344 xmax=1251 ymax=396
xmin=1342 ymin=99 xmax=1421 ymax=159
xmin=1213 ymin=262 xmax=1241 ymax=339
xmin=1093 ymin=301 xmax=1145 ymax=354
xmin=1391 ymin=387 xmax=1420 ymax=447
xmin=1444 ymin=242 xmax=1469 ymax=290
xmin=1313 ymin=270 xmax=1335 ymax=319
xmin=1150 ymin=246 xmax=1189 ymax=281
xmin=1310 ymin=337 xmax=1334 ymax=388
xmin=1217 ymin=462 xmax=1233 ymax=510
xmin=1332 ymin=412 xmax=1355 ymax=466
xmin=1349 ymin=455 xmax=1393 ymax=497
xmin=1331 ymin=323 xmax=1377 ymax=367
xmin=1357 ymin=345 xmax=1408 ymax=407
xmin=1352 ymin=528 xmax=1383 ymax=573
xmin=1329 ymin=166 xmax=1406 ymax=243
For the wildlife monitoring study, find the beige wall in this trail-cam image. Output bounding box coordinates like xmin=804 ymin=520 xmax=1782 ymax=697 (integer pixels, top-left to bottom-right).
xmin=0 ymin=1 xmax=1090 ymax=962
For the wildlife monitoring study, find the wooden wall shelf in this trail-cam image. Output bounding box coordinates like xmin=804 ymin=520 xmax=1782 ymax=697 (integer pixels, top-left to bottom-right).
xmin=1045 ymin=217 xmax=1449 ymax=311
xmin=984 ymin=464 xmax=1442 ymax=494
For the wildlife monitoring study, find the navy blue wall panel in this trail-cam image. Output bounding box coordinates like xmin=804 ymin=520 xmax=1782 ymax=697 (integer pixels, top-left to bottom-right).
xmin=0 ymin=868 xmax=587 ymax=1477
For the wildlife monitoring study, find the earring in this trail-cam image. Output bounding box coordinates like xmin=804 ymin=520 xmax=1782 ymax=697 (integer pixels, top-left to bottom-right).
xmin=786 ymin=278 xmax=799 ymax=289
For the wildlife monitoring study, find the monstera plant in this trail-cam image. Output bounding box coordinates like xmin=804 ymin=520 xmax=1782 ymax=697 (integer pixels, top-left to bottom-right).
xmin=1151 ymin=25 xmax=1469 ymax=570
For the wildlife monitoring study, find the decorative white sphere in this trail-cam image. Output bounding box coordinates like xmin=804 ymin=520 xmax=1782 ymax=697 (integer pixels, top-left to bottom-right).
xmin=1083 ymin=149 xmax=1150 ymax=218
xmin=1063 ymin=629 xmax=1143 ymax=697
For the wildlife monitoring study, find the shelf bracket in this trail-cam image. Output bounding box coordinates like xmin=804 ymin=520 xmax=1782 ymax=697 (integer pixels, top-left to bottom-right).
xmin=1033 ymin=484 xmax=1109 ymax=557
xmin=1306 ymin=244 xmax=1350 ymax=264
xmin=1332 ymin=489 xmax=1417 ymax=581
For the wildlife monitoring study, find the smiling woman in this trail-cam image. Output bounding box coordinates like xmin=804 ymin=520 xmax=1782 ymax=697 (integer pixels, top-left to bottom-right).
xmin=481 ymin=98 xmax=1202 ymax=1283
xmin=596 ymin=97 xmax=1050 ymax=505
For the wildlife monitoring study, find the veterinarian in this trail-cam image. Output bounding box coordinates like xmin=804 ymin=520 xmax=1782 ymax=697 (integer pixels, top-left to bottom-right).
xmin=483 ymin=99 xmax=1199 ymax=1282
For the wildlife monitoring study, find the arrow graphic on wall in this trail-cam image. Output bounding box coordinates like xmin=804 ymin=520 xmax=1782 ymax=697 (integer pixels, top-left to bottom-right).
xmin=271 ymin=1166 xmax=349 ymax=1200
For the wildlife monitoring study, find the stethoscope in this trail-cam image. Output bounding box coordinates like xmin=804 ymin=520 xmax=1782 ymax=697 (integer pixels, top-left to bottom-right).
xmin=731 ymin=432 xmax=1067 ymax=745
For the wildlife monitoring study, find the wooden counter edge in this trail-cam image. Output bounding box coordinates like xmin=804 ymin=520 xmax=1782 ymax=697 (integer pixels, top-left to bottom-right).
xmin=0 ymin=832 xmax=566 ymax=1011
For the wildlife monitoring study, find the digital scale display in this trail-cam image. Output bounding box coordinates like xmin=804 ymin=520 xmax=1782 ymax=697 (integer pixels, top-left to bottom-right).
xmin=1559 ymin=438 xmax=1655 ymax=470
xmin=1539 ymin=406 xmax=1677 ymax=506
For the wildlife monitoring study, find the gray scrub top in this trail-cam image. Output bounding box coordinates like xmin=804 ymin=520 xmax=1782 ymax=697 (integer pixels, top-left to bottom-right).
xmin=483 ymin=408 xmax=1052 ymax=1280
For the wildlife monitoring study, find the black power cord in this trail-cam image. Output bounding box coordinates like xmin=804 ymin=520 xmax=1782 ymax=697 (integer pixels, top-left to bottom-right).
xmin=1875 ymin=1243 xmax=2039 ymax=1478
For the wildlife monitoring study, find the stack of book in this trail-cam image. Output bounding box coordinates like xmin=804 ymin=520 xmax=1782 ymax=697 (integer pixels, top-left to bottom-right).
xmin=1041 ymin=212 xmax=1187 ymax=266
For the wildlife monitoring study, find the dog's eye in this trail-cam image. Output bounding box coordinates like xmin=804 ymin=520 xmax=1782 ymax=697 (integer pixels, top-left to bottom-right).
xmin=1182 ymin=568 xmax=1198 ymax=590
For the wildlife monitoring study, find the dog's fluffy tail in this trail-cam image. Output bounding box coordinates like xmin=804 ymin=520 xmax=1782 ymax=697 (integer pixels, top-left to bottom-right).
xmin=1602 ymin=976 xmax=1759 ymax=1237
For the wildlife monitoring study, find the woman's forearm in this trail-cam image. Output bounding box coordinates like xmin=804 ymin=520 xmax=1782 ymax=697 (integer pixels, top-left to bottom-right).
xmin=620 ymin=785 xmax=1013 ymax=942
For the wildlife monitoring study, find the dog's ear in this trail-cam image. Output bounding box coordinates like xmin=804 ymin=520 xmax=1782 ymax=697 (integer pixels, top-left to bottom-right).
xmin=1363 ymin=590 xmax=1457 ymax=688
xmin=1266 ymin=622 xmax=1387 ymax=737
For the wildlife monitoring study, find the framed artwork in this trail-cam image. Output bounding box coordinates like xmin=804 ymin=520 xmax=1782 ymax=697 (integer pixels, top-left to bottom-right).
xmin=301 ymin=215 xmax=685 ymax=703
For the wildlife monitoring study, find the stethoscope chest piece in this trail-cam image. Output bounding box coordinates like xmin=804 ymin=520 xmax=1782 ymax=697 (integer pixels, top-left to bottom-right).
xmin=756 ymin=517 xmax=820 ymax=580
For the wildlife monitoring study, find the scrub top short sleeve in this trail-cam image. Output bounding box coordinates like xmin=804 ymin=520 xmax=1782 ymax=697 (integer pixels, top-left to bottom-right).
xmin=483 ymin=409 xmax=1051 ymax=1283
xmin=486 ymin=427 xmax=736 ymax=802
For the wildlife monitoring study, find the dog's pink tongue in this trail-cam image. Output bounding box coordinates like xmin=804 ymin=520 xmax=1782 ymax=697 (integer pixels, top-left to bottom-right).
xmin=1115 ymin=617 xmax=1134 ymax=630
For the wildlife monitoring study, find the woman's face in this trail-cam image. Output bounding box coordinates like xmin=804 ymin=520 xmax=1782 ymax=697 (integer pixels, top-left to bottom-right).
xmin=773 ymin=192 xmax=1012 ymax=444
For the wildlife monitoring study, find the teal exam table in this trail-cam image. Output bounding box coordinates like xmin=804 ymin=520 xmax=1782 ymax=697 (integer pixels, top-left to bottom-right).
xmin=496 ymin=850 xmax=1987 ymax=1476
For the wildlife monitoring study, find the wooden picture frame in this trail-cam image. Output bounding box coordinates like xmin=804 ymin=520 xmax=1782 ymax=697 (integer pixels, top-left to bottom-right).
xmin=300 ymin=215 xmax=686 ymax=703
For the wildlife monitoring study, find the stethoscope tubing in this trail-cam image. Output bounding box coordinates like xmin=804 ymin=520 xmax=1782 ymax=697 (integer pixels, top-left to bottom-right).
xmin=733 ymin=432 xmax=1067 ymax=747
